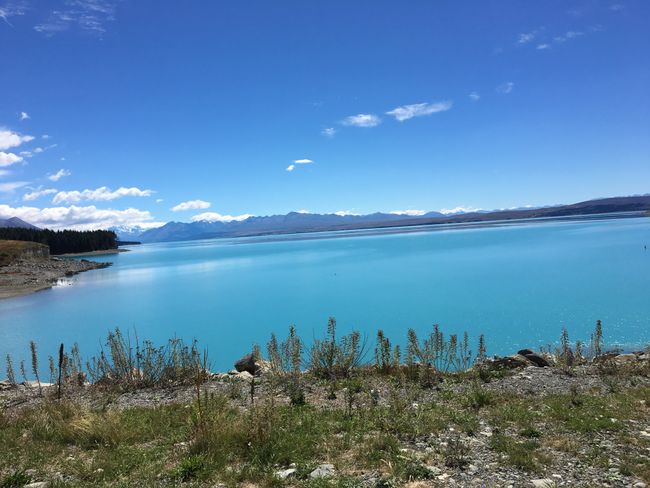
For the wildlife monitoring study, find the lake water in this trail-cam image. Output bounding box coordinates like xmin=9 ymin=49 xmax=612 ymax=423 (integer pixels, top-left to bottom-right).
xmin=1 ymin=216 xmax=649 ymax=372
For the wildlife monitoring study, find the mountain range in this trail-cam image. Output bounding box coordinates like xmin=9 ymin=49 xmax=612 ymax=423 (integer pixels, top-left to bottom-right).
xmin=132 ymin=195 xmax=650 ymax=243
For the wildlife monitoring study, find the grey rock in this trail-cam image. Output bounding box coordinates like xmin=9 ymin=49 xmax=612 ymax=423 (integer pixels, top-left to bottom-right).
xmin=530 ymin=479 xmax=554 ymax=488
xmin=24 ymin=483 xmax=49 ymax=488
xmin=310 ymin=463 xmax=335 ymax=478
xmin=275 ymin=468 xmax=297 ymax=479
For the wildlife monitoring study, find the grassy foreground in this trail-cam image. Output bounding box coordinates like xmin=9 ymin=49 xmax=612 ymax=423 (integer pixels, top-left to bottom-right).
xmin=1 ymin=379 xmax=649 ymax=487
xmin=1 ymin=321 xmax=649 ymax=487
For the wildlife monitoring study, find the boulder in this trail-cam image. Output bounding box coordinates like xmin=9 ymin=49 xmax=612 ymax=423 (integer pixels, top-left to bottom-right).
xmin=523 ymin=353 xmax=550 ymax=368
xmin=489 ymin=354 xmax=533 ymax=369
xmin=234 ymin=353 xmax=263 ymax=376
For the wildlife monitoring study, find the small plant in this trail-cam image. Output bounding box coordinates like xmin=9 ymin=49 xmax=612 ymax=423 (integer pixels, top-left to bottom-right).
xmin=375 ymin=329 xmax=400 ymax=375
xmin=173 ymin=455 xmax=205 ymax=482
xmin=267 ymin=325 xmax=306 ymax=405
xmin=30 ymin=340 xmax=42 ymax=395
xmin=444 ymin=434 xmax=469 ymax=468
xmin=5 ymin=354 xmax=16 ymax=386
xmin=309 ymin=317 xmax=366 ymax=380
xmin=590 ymin=320 xmax=603 ymax=358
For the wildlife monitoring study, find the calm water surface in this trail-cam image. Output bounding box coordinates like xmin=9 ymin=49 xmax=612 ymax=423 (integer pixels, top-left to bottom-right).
xmin=1 ymin=217 xmax=649 ymax=370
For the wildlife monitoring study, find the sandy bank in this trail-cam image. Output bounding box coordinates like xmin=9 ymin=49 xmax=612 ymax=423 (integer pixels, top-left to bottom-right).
xmin=0 ymin=257 xmax=110 ymax=299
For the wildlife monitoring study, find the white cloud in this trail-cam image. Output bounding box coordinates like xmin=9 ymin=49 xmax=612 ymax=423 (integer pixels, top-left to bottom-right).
xmin=296 ymin=209 xmax=311 ymax=214
xmin=496 ymin=82 xmax=514 ymax=94
xmin=536 ymin=43 xmax=550 ymax=50
xmin=440 ymin=206 xmax=483 ymax=215
xmin=0 ymin=204 xmax=161 ymax=231
xmin=288 ymin=159 xmax=314 ymax=171
xmin=23 ymin=188 xmax=58 ymax=201
xmin=517 ymin=32 xmax=536 ymax=44
xmin=0 ymin=129 xmax=34 ymax=150
xmin=19 ymin=111 xmax=30 ymax=121
xmin=190 ymin=212 xmax=253 ymax=223
xmin=0 ymin=181 xmax=29 ymax=192
xmin=333 ymin=210 xmax=360 ymax=216
xmin=42 ymin=134 xmax=51 ymax=139
xmin=0 ymin=169 xmax=10 ymax=177
xmin=386 ymin=101 xmax=453 ymax=122
xmin=171 ymin=199 xmax=211 ymax=212
xmin=321 ymin=127 xmax=336 ymax=138
xmin=469 ymin=92 xmax=480 ymax=101
xmin=390 ymin=209 xmax=426 ymax=216
xmin=0 ymin=151 xmax=23 ymax=167
xmin=48 ymin=168 xmax=71 ymax=181
xmin=342 ymin=113 xmax=381 ymax=127
xmin=155 ymin=198 xmax=164 ymax=203
xmin=53 ymin=186 xmax=153 ymax=204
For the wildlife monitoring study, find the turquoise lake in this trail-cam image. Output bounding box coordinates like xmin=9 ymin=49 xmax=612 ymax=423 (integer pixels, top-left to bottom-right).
xmin=1 ymin=216 xmax=649 ymax=371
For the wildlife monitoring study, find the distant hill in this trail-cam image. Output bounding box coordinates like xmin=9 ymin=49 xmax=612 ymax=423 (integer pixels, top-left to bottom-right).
xmin=0 ymin=217 xmax=39 ymax=230
xmin=137 ymin=195 xmax=650 ymax=243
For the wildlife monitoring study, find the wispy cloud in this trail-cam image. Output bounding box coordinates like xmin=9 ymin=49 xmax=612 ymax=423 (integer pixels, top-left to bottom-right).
xmin=321 ymin=127 xmax=336 ymax=138
xmin=171 ymin=199 xmax=211 ymax=212
xmin=469 ymin=92 xmax=480 ymax=101
xmin=191 ymin=212 xmax=253 ymax=223
xmin=0 ymin=181 xmax=29 ymax=192
xmin=23 ymin=188 xmax=58 ymax=201
xmin=496 ymin=82 xmax=514 ymax=94
xmin=386 ymin=101 xmax=452 ymax=122
xmin=342 ymin=113 xmax=381 ymax=128
xmin=554 ymin=30 xmax=584 ymax=43
xmin=536 ymin=43 xmax=550 ymax=50
xmin=517 ymin=31 xmax=537 ymax=44
xmin=34 ymin=0 xmax=118 ymax=36
xmin=19 ymin=111 xmax=30 ymax=121
xmin=0 ymin=1 xmax=27 ymax=25
xmin=286 ymin=164 xmax=295 ymax=172
xmin=0 ymin=203 xmax=161 ymax=231
xmin=48 ymin=168 xmax=71 ymax=181
xmin=390 ymin=209 xmax=426 ymax=216
xmin=53 ymin=186 xmax=153 ymax=204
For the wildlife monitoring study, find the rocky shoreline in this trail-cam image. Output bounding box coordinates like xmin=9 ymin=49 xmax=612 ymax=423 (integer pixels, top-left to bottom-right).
xmin=0 ymin=257 xmax=110 ymax=299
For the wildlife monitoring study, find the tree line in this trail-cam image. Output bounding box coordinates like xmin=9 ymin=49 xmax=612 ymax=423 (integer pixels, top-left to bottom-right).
xmin=0 ymin=228 xmax=117 ymax=255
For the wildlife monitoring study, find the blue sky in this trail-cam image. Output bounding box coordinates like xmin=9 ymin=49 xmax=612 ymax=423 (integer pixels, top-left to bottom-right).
xmin=1 ymin=0 xmax=648 ymax=229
